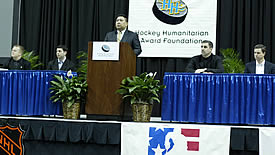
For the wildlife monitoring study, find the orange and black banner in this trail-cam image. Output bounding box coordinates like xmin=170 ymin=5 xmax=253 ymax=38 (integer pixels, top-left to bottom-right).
xmin=0 ymin=125 xmax=24 ymax=155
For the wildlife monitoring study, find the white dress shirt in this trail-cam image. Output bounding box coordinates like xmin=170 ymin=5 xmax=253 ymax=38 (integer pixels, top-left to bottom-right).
xmin=256 ymin=60 xmax=265 ymax=74
xmin=58 ymin=57 xmax=66 ymax=70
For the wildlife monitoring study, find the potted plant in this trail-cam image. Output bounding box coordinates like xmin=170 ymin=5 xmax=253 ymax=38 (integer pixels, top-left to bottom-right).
xmin=49 ymin=74 xmax=88 ymax=119
xmin=76 ymin=51 xmax=88 ymax=76
xmin=22 ymin=50 xmax=43 ymax=69
xmin=116 ymin=72 xmax=166 ymax=122
xmin=220 ymin=48 xmax=245 ymax=73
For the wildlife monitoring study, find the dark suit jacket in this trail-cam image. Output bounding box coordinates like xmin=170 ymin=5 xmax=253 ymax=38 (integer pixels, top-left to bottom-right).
xmin=4 ymin=58 xmax=31 ymax=70
xmin=244 ymin=61 xmax=275 ymax=74
xmin=47 ymin=59 xmax=76 ymax=71
xmin=104 ymin=29 xmax=142 ymax=55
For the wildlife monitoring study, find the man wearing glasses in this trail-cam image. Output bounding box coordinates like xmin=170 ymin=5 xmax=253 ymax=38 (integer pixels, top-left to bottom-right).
xmin=185 ymin=40 xmax=224 ymax=73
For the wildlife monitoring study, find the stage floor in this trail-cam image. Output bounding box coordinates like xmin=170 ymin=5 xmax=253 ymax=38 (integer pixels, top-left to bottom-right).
xmin=0 ymin=115 xmax=270 ymax=128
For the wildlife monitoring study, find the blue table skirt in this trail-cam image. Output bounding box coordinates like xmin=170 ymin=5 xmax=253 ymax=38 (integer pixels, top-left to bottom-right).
xmin=162 ymin=73 xmax=275 ymax=125
xmin=0 ymin=70 xmax=74 ymax=115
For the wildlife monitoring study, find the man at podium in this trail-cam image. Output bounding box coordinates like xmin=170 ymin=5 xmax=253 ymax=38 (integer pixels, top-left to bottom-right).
xmin=104 ymin=14 xmax=142 ymax=56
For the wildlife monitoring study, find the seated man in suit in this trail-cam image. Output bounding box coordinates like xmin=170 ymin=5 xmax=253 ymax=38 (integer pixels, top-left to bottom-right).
xmin=185 ymin=40 xmax=224 ymax=73
xmin=244 ymin=44 xmax=275 ymax=74
xmin=104 ymin=14 xmax=142 ymax=56
xmin=3 ymin=45 xmax=31 ymax=70
xmin=47 ymin=45 xmax=76 ymax=71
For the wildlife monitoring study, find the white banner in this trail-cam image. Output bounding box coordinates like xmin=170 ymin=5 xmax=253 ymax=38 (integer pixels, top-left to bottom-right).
xmin=129 ymin=0 xmax=217 ymax=58
xmin=121 ymin=123 xmax=231 ymax=155
xmin=259 ymin=127 xmax=275 ymax=155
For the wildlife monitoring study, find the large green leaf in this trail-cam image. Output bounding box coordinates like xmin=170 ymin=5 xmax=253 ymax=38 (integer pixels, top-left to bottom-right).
xmin=50 ymin=80 xmax=63 ymax=89
xmin=122 ymin=95 xmax=133 ymax=99
xmin=129 ymin=86 xmax=139 ymax=93
xmin=116 ymin=89 xmax=128 ymax=94
xmin=151 ymin=97 xmax=160 ymax=103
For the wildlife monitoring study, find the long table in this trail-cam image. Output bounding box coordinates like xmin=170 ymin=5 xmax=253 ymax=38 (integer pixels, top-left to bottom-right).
xmin=0 ymin=70 xmax=73 ymax=115
xmin=162 ymin=73 xmax=275 ymax=125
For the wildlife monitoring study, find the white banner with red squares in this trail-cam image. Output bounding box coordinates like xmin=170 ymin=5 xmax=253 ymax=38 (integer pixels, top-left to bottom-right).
xmin=121 ymin=123 xmax=231 ymax=155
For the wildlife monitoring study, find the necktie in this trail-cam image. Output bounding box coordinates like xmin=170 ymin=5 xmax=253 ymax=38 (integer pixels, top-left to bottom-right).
xmin=58 ymin=61 xmax=63 ymax=70
xmin=117 ymin=31 xmax=122 ymax=42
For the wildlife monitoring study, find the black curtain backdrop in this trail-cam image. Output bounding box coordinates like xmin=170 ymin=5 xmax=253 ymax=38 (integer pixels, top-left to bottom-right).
xmin=16 ymin=0 xmax=275 ymax=116
xmin=217 ymin=0 xmax=275 ymax=63
xmin=19 ymin=0 xmax=129 ymax=67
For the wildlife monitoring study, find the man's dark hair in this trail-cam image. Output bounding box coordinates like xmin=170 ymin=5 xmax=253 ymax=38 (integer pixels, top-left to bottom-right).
xmin=56 ymin=45 xmax=68 ymax=52
xmin=202 ymin=40 xmax=213 ymax=48
xmin=116 ymin=14 xmax=128 ymax=22
xmin=254 ymin=44 xmax=266 ymax=54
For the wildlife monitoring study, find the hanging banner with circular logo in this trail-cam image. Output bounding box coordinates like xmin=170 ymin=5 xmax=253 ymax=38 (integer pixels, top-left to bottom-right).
xmin=129 ymin=0 xmax=217 ymax=58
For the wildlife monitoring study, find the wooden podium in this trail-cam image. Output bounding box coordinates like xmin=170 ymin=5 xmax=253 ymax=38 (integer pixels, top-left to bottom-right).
xmin=85 ymin=41 xmax=136 ymax=117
